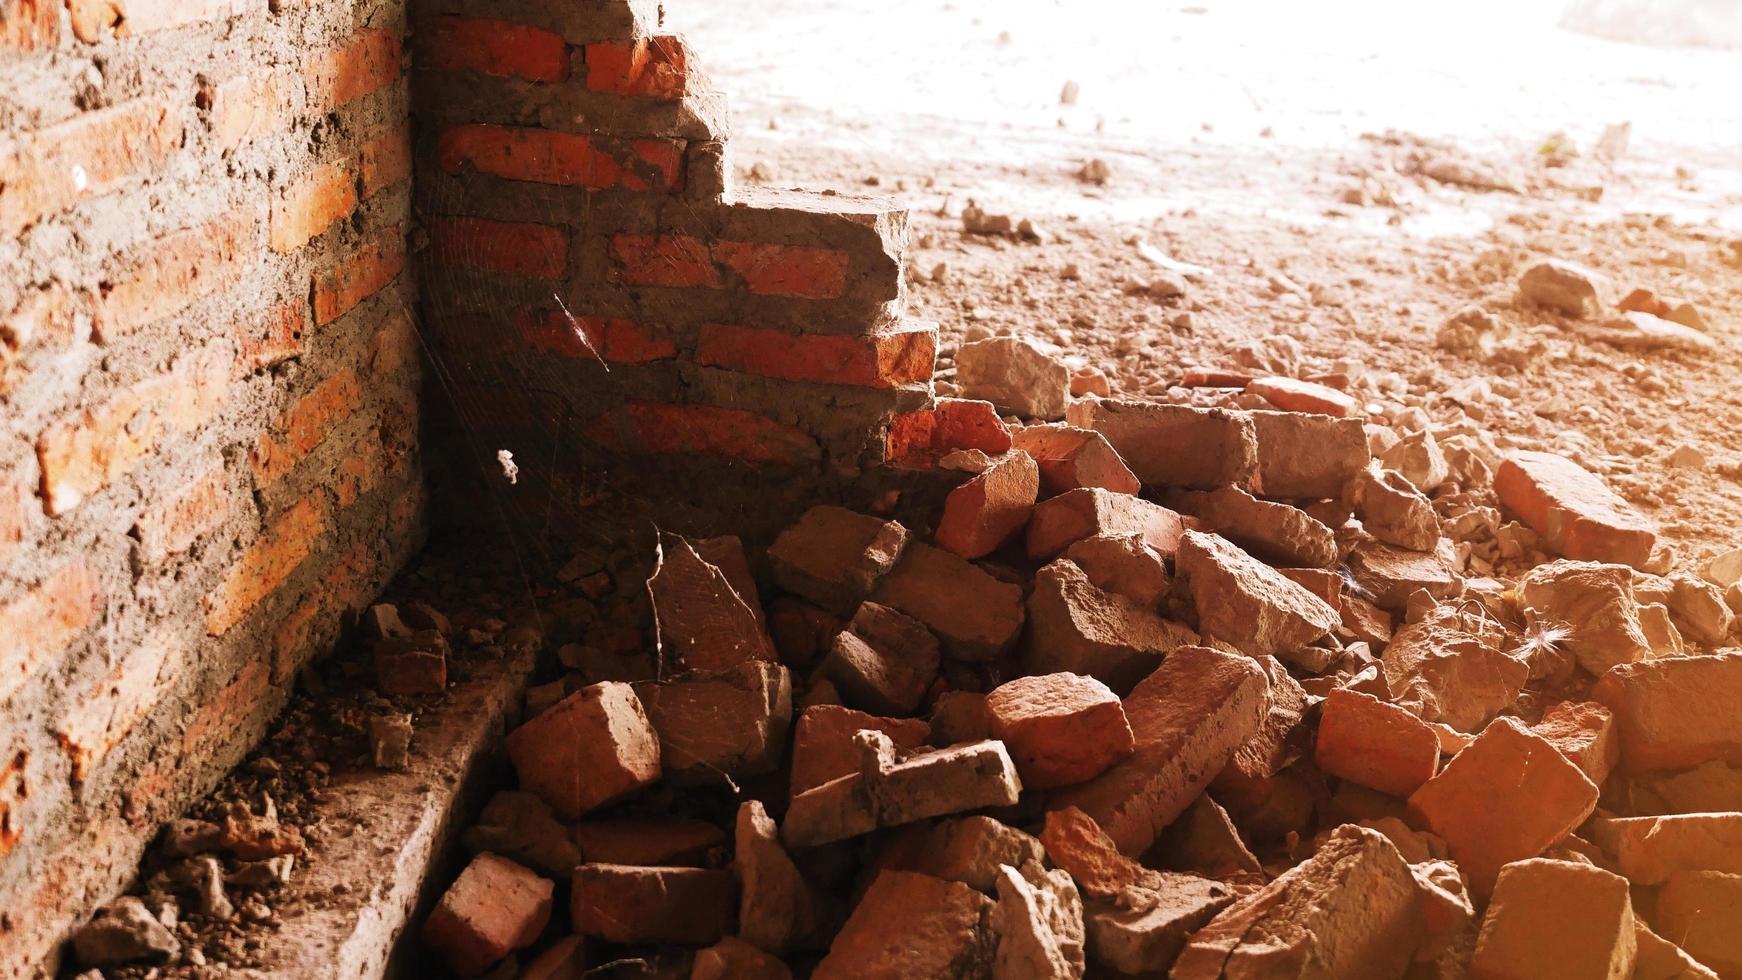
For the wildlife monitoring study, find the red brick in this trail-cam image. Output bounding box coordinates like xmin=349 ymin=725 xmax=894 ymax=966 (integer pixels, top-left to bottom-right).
xmin=526 ymin=312 xmax=676 ymax=363
xmin=429 ymin=15 xmax=569 ymax=83
xmin=56 ymin=629 xmax=185 ymax=783
xmin=0 ymin=97 xmax=182 ymax=237
xmin=360 ymin=122 xmax=411 ymax=197
xmin=571 ymin=864 xmax=734 ymax=946
xmin=609 ymin=233 xmax=719 ymax=287
xmin=1010 ymin=423 xmax=1141 ymax=497
xmin=251 ymin=367 xmax=363 ymax=486
xmin=1495 ymin=450 xmax=1658 ymax=569
xmin=235 ymin=300 xmax=309 ymax=374
xmin=438 ymin=124 xmax=684 ymax=192
xmin=507 ymin=682 xmax=662 ymax=820
xmin=335 ymin=412 xmax=410 ymax=508
xmin=0 ymin=561 xmax=101 ymax=706
xmin=1314 ymin=688 xmax=1440 ymax=797
xmin=1531 ymin=700 xmax=1619 ymax=786
xmin=584 ymin=36 xmax=688 ymax=99
xmin=205 ymin=72 xmax=285 ymax=153
xmin=424 ymin=853 xmax=553 ymax=978
xmin=697 ymin=322 xmax=935 ymax=388
xmin=1 ymin=0 xmax=57 ymax=53
xmin=934 ymin=450 xmax=1039 ymax=559
xmin=1245 ymin=376 xmax=1360 ymax=417
xmin=428 ymin=216 xmax=567 ymax=279
xmin=987 ymin=672 xmax=1135 ymax=789
xmin=36 ymin=347 xmax=228 ymax=514
xmin=305 ymin=29 xmax=401 ymax=111
xmin=715 ymin=240 xmax=849 ymax=299
xmin=313 ymin=229 xmax=406 ymax=325
xmin=569 ymin=817 xmax=725 ymax=867
xmin=99 ymin=211 xmax=253 ymax=340
xmin=273 ymin=540 xmax=376 ymax=682
xmin=205 ymin=496 xmax=327 ymax=636
xmin=270 ymin=163 xmax=357 ymax=253
xmin=68 ymin=0 xmax=243 ymax=42
xmin=813 ymin=871 xmax=993 ymax=979
xmin=1026 ymin=487 xmax=1188 ymax=561
xmin=590 ymin=401 xmax=821 ymax=466
xmin=887 ymin=398 xmax=1013 ymax=464
xmin=134 ymin=463 xmax=228 ymax=563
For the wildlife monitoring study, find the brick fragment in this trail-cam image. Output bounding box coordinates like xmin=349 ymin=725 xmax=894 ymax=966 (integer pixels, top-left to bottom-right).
xmin=593 ymin=400 xmax=821 ymax=466
xmin=460 ymin=792 xmax=581 ymax=878
xmin=428 ymin=15 xmax=570 ymax=82
xmin=878 ymin=815 xmax=1045 ymax=894
xmin=1026 ymin=487 xmax=1187 ymax=561
xmin=1407 ymin=717 xmax=1599 ymax=891
xmin=570 ymin=864 xmax=734 ymax=945
xmin=1531 ymin=700 xmax=1619 ymax=786
xmin=1049 ymin=646 xmax=1269 ymax=855
xmin=956 ymin=337 xmax=1071 ymax=419
xmin=133 ymin=465 xmax=228 ymax=563
xmin=934 ymin=450 xmax=1039 ymax=559
xmin=99 ymin=212 xmax=252 ymax=340
xmin=251 ymin=368 xmax=363 ymax=487
xmin=0 ymin=97 xmax=182 ymax=237
xmin=374 ymin=629 xmax=448 ymax=695
xmin=440 ymin=125 xmax=684 ymax=191
xmin=1176 ymin=530 xmax=1339 ymax=661
xmin=713 ymin=239 xmax=850 ymax=299
xmin=790 ymin=704 xmax=930 ymax=796
xmin=1175 ymin=826 xmax=1420 ymax=978
xmin=359 ymin=122 xmax=412 ymax=197
xmin=735 ymin=800 xmax=815 ymax=954
xmin=1383 ymin=619 xmax=1526 ymax=733
xmin=928 ymin=690 xmax=992 ymax=746
xmin=1520 ymin=560 xmax=1657 ymax=674
xmin=1352 ymin=464 xmax=1441 ymax=551
xmin=505 ymin=682 xmax=661 ymax=820
xmin=782 ymin=770 xmax=878 ymax=848
xmin=1041 ymin=807 xmax=1149 ymax=899
xmin=1469 ymin=859 xmax=1636 ymax=980
xmin=860 ymin=732 xmax=1022 ymax=827
xmin=992 ymin=864 xmax=1087 ymax=980
xmin=1496 ymin=450 xmax=1658 ymax=569
xmin=819 ymin=603 xmax=939 ymax=716
xmin=986 ymin=672 xmax=1133 ymax=789
xmin=585 ymin=36 xmax=689 ymax=99
xmin=1066 ymin=399 xmax=1258 ymax=489
xmin=812 ymin=871 xmax=994 ymax=980
xmin=1084 ymin=871 xmax=1236 ymax=976
xmin=1591 ymin=653 xmax=1742 ymax=772
xmin=1149 ymin=794 xmax=1264 ymax=879
xmin=421 ymin=853 xmax=553 ymax=978
xmin=872 ymin=541 xmax=1024 ymax=661
xmin=205 ymin=495 xmax=325 ymax=636
xmin=637 ymin=661 xmax=791 ymax=784
xmin=697 ymin=321 xmax=935 ymax=389
xmin=1314 ymin=689 xmax=1439 ymax=797
xmin=648 ymin=535 xmax=777 ymax=672
xmin=1010 ymin=423 xmax=1140 ymax=496
xmin=519 ymin=936 xmax=587 ymax=980
xmin=1596 ymin=813 xmax=1742 ymax=885
xmin=886 ymin=398 xmax=1012 ymax=464
xmin=1173 ymin=484 xmax=1338 ymax=568
xmin=1247 ymin=408 xmax=1371 ymax=500
xmin=1245 ymin=375 xmax=1360 ymax=416
xmin=692 ymin=937 xmax=793 ymax=980
xmin=570 ymin=817 xmax=723 ymax=867
xmin=1061 ymin=533 xmax=1170 ymax=605
xmin=1656 ymin=871 xmax=1742 ymax=978
xmin=1026 ymin=558 xmax=1196 ymax=693
xmin=1349 ymin=538 xmax=1464 ymax=610
xmin=0 ymin=0 xmax=56 ymax=53
xmin=769 ymin=505 xmax=909 ymax=616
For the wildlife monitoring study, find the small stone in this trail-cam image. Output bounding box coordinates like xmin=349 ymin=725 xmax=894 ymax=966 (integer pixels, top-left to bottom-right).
xmin=72 ymin=896 xmax=180 ymax=968
xmin=1518 ymin=258 xmax=1607 ymax=317
xmin=570 ymin=864 xmax=734 ymax=946
xmin=957 ymin=337 xmax=1072 ymax=419
xmin=422 ymin=853 xmax=553 ymax=978
xmin=986 ymin=672 xmax=1134 ymax=789
xmin=370 ymin=712 xmax=413 ymax=770
xmin=1469 ymin=859 xmax=1637 ymax=980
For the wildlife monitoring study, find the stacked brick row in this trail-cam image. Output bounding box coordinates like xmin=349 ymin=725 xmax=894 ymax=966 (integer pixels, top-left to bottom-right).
xmin=412 ymin=0 xmax=933 ymax=533
xmin=0 ymin=2 xmax=422 ymax=973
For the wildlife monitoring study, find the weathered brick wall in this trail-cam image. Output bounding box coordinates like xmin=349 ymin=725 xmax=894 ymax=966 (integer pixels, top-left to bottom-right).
xmin=0 ymin=1 xmax=423 ymax=973
xmin=411 ymin=0 xmax=933 ymax=543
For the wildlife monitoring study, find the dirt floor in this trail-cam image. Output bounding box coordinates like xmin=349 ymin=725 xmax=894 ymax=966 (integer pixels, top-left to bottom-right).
xmin=670 ymin=0 xmax=1742 ymax=571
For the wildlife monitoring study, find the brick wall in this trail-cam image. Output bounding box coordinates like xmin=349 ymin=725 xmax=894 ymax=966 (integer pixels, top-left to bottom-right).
xmin=411 ymin=0 xmax=933 ymax=545
xmin=0 ymin=1 xmax=422 ymax=973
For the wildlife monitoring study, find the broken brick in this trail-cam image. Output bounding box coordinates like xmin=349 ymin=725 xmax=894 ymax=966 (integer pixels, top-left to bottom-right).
xmin=872 ymin=541 xmax=1024 ymax=661
xmin=1172 ymin=484 xmax=1338 ymax=569
xmin=735 ymin=800 xmax=815 ymax=955
xmin=1352 ymin=465 xmax=1441 ymax=552
xmin=1596 ymin=813 xmax=1742 ymax=885
xmin=374 ymin=629 xmax=448 ymax=695
xmin=649 ymin=535 xmax=778 ymax=672
xmin=1382 ymin=619 xmax=1526 ymax=733
xmin=1495 ymin=450 xmax=1658 ymax=570
xmin=1049 ymin=646 xmax=1270 ymax=855
xmin=956 ymin=337 xmax=1071 ymax=419
xmin=1010 ymin=423 xmax=1141 ymax=497
xmin=790 ymin=704 xmax=930 ymax=796
xmin=461 ymin=791 xmax=582 ymax=878
xmin=1521 ymin=560 xmax=1657 ymax=675
xmin=422 ymin=852 xmax=553 ymax=978
xmin=812 ymin=871 xmax=995 ymax=979
xmin=570 ymin=817 xmax=724 ymax=867
xmin=1655 ymin=871 xmax=1742 ymax=978
xmin=1062 ymin=533 xmax=1170 ymax=605
xmin=1407 ymin=717 xmax=1599 ymax=891
xmin=986 ymin=672 xmax=1134 ymax=789
xmin=1591 ymin=653 xmax=1742 ymax=772
xmin=876 ymin=814 xmax=1046 ymax=893
xmin=570 ymin=864 xmax=735 ymax=946
xmin=933 ymin=450 xmax=1039 ymax=559
xmin=819 ymin=604 xmax=940 ymax=716
xmin=929 ymin=690 xmax=993 ymax=746
xmin=1469 ymin=859 xmax=1637 ymax=980
xmin=1246 ymin=375 xmax=1359 ymax=417
xmin=636 ymin=661 xmax=792 ymax=785
xmin=768 ymin=505 xmax=910 ymax=615
xmin=1150 ymin=794 xmax=1264 ymax=879
xmin=1175 ymin=530 xmax=1339 ymax=661
xmin=1025 ymin=558 xmax=1198 ymax=693
xmin=991 ymin=863 xmax=1086 ymax=980
xmin=1247 ymin=409 xmax=1370 ymax=500
xmin=506 ymin=681 xmax=661 ymax=820
xmin=1315 ymin=688 xmax=1441 ymax=797
xmin=1066 ymin=399 xmax=1259 ymax=490
xmin=1348 ymin=538 xmax=1464 ymax=610
xmin=1084 ymin=871 xmax=1237 ymax=976
xmin=860 ymin=732 xmax=1023 ymax=827
xmin=1025 ymin=487 xmax=1188 ymax=561
xmin=1530 ymin=700 xmax=1619 ymax=786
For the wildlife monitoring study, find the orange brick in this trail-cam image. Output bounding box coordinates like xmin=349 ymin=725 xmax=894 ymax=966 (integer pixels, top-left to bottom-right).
xmin=56 ymin=629 xmax=185 ymax=782
xmin=526 ymin=312 xmax=676 ymax=363
xmin=0 ymin=0 xmax=57 ymax=53
xmin=714 ymin=240 xmax=849 ymax=299
xmin=134 ymin=463 xmax=229 ymax=563
xmin=360 ymin=122 xmax=411 ymax=198
xmin=204 ymin=72 xmax=286 ymax=153
xmin=68 ymin=0 xmax=243 ymax=42
xmin=1495 ymin=450 xmax=1658 ymax=569
xmin=273 ymin=540 xmax=375 ymax=681
xmin=0 ymin=561 xmax=101 ymax=706
xmin=270 ymin=163 xmax=357 ymax=253
xmin=610 ymin=233 xmax=718 ymax=287
xmin=591 ymin=400 xmax=821 ymax=466
xmin=437 ymin=124 xmax=684 ymax=192
xmin=584 ymin=36 xmax=688 ymax=99
xmin=305 ymin=28 xmax=401 ymax=111
xmin=697 ymin=322 xmax=935 ymax=388
xmin=313 ymin=228 xmax=405 ymax=325
xmin=36 ymin=347 xmax=229 ymax=514
xmin=1314 ymin=688 xmax=1440 ymax=797
xmin=428 ymin=15 xmax=569 ymax=82
xmin=100 ymin=211 xmax=254 ymax=340
xmin=335 ymin=405 xmax=410 ymax=508
xmin=886 ymin=398 xmax=1013 ymax=464
xmin=1245 ymin=376 xmax=1359 ymax=417
xmin=206 ymin=495 xmax=327 ymax=636
xmin=0 ymin=97 xmax=182 ymax=237
xmin=235 ymin=300 xmax=309 ymax=374
xmin=428 ymin=215 xmax=567 ymax=279
xmin=251 ymin=368 xmax=363 ymax=486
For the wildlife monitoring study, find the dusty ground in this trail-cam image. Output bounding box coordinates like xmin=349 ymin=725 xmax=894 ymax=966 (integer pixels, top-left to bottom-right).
xmin=671 ymin=0 xmax=1742 ymax=570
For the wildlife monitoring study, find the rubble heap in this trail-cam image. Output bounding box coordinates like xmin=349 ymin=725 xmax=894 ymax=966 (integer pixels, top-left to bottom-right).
xmin=412 ymin=356 xmax=1741 ymax=977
